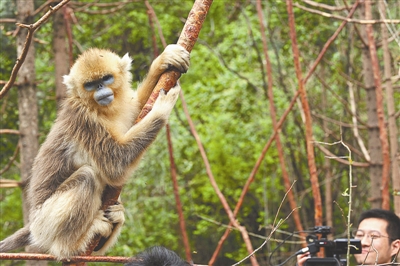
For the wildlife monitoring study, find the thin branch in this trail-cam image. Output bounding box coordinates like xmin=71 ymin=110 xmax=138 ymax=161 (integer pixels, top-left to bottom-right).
xmin=71 ymin=1 xmax=137 ymax=9
xmin=0 ymin=142 xmax=20 ymax=176
xmin=313 ymin=134 xmax=355 ymax=263
xmin=0 ymin=253 xmax=130 ymax=263
xmin=294 ymin=2 xmax=400 ymax=24
xmin=0 ymin=179 xmax=22 ymax=188
xmin=75 ymin=1 xmax=129 ymax=15
xmin=0 ymin=253 xmax=205 ymax=266
xmin=196 ymin=214 xmax=304 ymax=244
xmin=348 ymin=81 xmax=370 ymax=161
xmin=311 ymin=112 xmax=365 ymax=129
xmin=301 ymin=0 xmax=348 ymax=11
xmin=33 ymin=0 xmax=55 ymax=16
xmin=0 ymin=129 xmax=20 ymax=135
xmin=378 ymin=0 xmax=400 ymax=47
xmin=303 ymin=0 xmax=360 ymax=84
xmin=0 ymin=0 xmax=71 ymax=99
xmin=144 ymin=0 xmax=166 ymax=48
xmin=314 ymin=142 xmax=369 ymax=167
xmin=0 ymin=19 xmax=17 ymax=23
xmin=233 ymin=182 xmax=299 ymax=266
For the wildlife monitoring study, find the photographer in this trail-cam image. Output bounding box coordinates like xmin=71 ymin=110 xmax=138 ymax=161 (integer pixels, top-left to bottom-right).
xmin=353 ymin=209 xmax=400 ymax=265
xmin=296 ymin=209 xmax=400 ymax=266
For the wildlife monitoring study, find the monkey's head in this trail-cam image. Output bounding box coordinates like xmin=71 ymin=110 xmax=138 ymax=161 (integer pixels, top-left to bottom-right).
xmin=63 ymin=48 xmax=132 ymax=107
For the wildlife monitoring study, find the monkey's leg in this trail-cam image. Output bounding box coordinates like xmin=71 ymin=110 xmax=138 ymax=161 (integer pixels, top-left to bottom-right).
xmin=29 ymin=165 xmax=113 ymax=259
xmin=93 ymin=200 xmax=125 ymax=255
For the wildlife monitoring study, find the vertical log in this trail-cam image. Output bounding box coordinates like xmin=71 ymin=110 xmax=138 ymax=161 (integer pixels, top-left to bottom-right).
xmin=16 ymin=1 xmax=43 ymax=265
xmin=379 ymin=0 xmax=400 ymax=215
xmin=365 ymin=1 xmax=390 ymax=210
xmin=358 ymin=3 xmax=383 ymax=208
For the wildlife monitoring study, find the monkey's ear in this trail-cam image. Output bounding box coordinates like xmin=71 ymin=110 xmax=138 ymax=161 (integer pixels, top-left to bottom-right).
xmin=120 ymin=53 xmax=132 ymax=72
xmin=63 ymin=74 xmax=74 ymax=92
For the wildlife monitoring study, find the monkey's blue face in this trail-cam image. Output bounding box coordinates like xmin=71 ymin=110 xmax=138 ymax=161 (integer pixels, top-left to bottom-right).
xmin=84 ymin=74 xmax=115 ymax=106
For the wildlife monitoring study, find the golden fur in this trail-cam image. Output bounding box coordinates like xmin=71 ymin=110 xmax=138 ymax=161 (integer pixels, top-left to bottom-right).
xmin=0 ymin=45 xmax=189 ymax=259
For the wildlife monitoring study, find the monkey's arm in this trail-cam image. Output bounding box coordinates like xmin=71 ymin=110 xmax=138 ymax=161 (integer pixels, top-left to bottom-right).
xmin=136 ymin=45 xmax=189 ymax=109
xmin=93 ymin=85 xmax=181 ymax=186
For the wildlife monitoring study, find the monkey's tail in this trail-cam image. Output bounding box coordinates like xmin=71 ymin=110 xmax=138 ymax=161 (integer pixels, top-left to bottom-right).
xmin=0 ymin=226 xmax=31 ymax=252
xmin=125 ymin=246 xmax=192 ymax=266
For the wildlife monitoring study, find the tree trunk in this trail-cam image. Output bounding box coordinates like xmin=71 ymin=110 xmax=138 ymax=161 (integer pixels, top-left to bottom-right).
xmin=16 ymin=1 xmax=45 ymax=265
xmin=365 ymin=0 xmax=390 ymax=210
xmin=359 ymin=4 xmax=382 ymax=209
xmin=52 ymin=6 xmax=69 ymax=108
xmin=286 ymin=0 xmax=322 ymax=226
xmin=379 ymin=0 xmax=400 ymax=216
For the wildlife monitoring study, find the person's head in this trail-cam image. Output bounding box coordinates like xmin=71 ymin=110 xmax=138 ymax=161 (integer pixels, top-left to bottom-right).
xmin=353 ymin=209 xmax=400 ymax=265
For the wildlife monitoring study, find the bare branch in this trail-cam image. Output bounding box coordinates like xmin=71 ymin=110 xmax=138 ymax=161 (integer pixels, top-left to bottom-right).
xmin=348 ymin=81 xmax=370 ymax=162
xmin=0 ymin=142 xmax=20 ymax=176
xmin=33 ymin=0 xmax=55 ymax=16
xmin=0 ymin=179 xmax=21 ymax=188
xmin=294 ymin=2 xmax=400 ymax=24
xmin=233 ymin=183 xmax=299 ymax=266
xmin=0 ymin=18 xmax=17 ymax=23
xmin=314 ymin=142 xmax=369 ymax=167
xmin=303 ymin=0 xmax=360 ymax=84
xmin=0 ymin=129 xmax=20 ymax=135
xmin=301 ymin=0 xmax=348 ymax=11
xmin=71 ymin=0 xmax=133 ymax=14
xmin=196 ymin=214 xmax=304 ymax=244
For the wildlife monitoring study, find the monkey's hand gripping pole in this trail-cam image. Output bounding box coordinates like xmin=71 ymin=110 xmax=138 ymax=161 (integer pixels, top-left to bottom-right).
xmin=82 ymin=0 xmax=214 ymax=260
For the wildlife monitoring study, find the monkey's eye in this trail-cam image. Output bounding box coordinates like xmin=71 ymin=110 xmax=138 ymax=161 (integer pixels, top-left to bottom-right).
xmin=84 ymin=81 xmax=96 ymax=91
xmin=102 ymin=75 xmax=114 ymax=85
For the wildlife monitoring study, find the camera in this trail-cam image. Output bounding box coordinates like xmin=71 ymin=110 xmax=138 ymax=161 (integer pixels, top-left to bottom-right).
xmin=303 ymin=226 xmax=361 ymax=266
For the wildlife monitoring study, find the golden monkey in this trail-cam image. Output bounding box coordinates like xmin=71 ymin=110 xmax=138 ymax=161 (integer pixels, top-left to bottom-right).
xmin=0 ymin=44 xmax=190 ymax=259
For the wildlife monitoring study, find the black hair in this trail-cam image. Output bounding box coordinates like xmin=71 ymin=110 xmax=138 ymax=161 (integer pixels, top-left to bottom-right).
xmin=358 ymin=209 xmax=400 ymax=242
xmin=125 ymin=246 xmax=192 ymax=266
